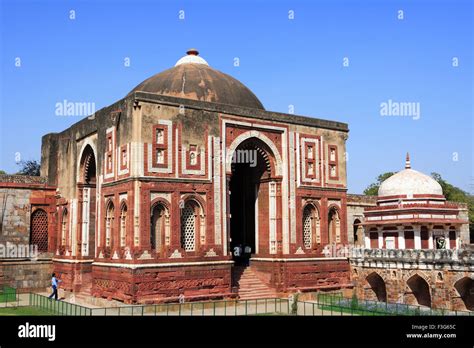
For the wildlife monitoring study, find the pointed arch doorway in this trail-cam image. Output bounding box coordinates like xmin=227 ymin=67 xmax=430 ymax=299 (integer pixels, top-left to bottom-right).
xmin=78 ymin=144 xmax=97 ymax=258
xmin=228 ymin=137 xmax=278 ymax=265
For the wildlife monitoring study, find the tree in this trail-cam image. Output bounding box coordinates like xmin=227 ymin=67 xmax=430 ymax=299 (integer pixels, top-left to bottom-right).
xmin=431 ymin=172 xmax=474 ymax=242
xmin=16 ymin=160 xmax=40 ymax=176
xmin=431 ymin=172 xmax=468 ymax=202
xmin=363 ymin=172 xmax=395 ymax=196
xmin=0 ymin=170 xmax=6 ymax=175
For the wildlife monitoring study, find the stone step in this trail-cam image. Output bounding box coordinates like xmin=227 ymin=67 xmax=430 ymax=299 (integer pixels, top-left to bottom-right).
xmin=237 ymin=283 xmax=272 ymax=289
xmin=233 ymin=266 xmax=277 ymax=300
xmin=239 ymin=291 xmax=276 ymax=296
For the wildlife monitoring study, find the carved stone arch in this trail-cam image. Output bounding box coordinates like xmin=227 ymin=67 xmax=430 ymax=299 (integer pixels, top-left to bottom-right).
xmin=327 ymin=203 xmax=341 ymax=215
xmin=406 ymin=273 xmax=432 ymax=307
xmin=77 ymin=140 xmax=98 ymax=184
xmin=151 ymin=198 xmax=171 ymax=252
xmin=353 ymin=218 xmax=363 ymax=245
xmin=303 ymin=199 xmax=321 ymax=215
xmin=180 ymin=194 xmax=206 ymax=212
xmin=302 ymin=201 xmax=321 ymax=249
xmin=104 ymin=199 xmax=115 ymax=248
xmin=226 ymin=130 xmax=283 ymax=176
xmin=76 ymin=140 xmax=98 ymax=259
xmin=327 ymin=204 xmax=341 ymax=244
xmin=119 ymin=199 xmax=128 ymax=210
xmin=362 ymin=269 xmax=388 ymax=283
xmin=180 ymin=195 xmax=206 ymax=252
xmin=60 ymin=207 xmax=69 ymax=247
xmin=105 ymin=198 xmax=115 ymax=211
xmin=234 ymin=140 xmax=272 ymax=174
xmin=365 ymin=271 xmax=388 ymax=302
xmin=453 ymin=276 xmax=474 ymax=311
xmin=119 ymin=200 xmax=128 ymax=248
xmin=30 ymin=208 xmax=49 ymax=253
xmin=404 ymin=270 xmax=432 ymax=286
xmin=150 ymin=197 xmax=171 ymax=213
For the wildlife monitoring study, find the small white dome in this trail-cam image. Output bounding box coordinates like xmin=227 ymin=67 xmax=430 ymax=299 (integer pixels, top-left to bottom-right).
xmin=378 ymin=154 xmax=443 ymax=197
xmin=175 ymin=48 xmax=209 ymax=66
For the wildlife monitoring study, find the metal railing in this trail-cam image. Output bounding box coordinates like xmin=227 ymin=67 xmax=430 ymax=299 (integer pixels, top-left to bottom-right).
xmin=27 ymin=293 xmax=289 ymax=316
xmin=29 ymin=293 xmax=92 ymax=316
xmin=90 ymin=297 xmax=290 ymax=316
xmin=295 ymin=292 xmax=474 ymax=316
xmin=2 ymin=291 xmax=471 ymax=316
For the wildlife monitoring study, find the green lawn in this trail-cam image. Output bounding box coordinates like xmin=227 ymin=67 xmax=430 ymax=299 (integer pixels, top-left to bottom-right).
xmin=0 ymin=306 xmax=53 ymax=316
xmin=318 ymin=304 xmax=387 ymax=316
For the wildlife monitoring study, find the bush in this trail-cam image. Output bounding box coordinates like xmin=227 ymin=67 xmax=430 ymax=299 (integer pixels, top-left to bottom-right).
xmin=291 ymin=293 xmax=300 ymax=315
xmin=350 ymin=293 xmax=359 ymax=310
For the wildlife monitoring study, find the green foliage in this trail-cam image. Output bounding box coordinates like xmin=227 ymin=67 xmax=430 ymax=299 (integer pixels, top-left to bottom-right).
xmin=16 ymin=160 xmax=40 ymax=176
xmin=430 ymin=172 xmax=474 ymax=242
xmin=0 ymin=170 xmax=6 ymax=175
xmin=363 ymin=172 xmax=395 ymax=196
xmin=350 ymin=292 xmax=359 ymax=310
xmin=291 ymin=292 xmax=300 ymax=315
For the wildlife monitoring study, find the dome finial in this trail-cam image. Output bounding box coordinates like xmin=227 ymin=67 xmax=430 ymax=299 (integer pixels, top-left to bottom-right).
xmin=175 ymin=49 xmax=209 ymax=66
xmin=405 ymin=152 xmax=411 ymax=169
xmin=186 ymin=48 xmax=199 ymax=56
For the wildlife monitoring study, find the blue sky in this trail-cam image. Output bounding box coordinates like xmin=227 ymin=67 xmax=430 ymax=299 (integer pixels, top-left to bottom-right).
xmin=0 ymin=0 xmax=472 ymax=194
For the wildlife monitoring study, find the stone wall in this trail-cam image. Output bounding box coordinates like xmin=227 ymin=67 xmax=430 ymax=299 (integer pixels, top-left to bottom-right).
xmin=250 ymin=258 xmax=352 ymax=292
xmin=0 ymin=175 xmax=57 ymax=293
xmin=89 ymin=262 xmax=234 ymax=304
xmin=350 ymin=248 xmax=474 ymax=311
xmin=0 ymin=186 xmax=31 ymax=245
xmin=454 ymin=202 xmax=470 ymax=244
xmin=0 ymin=175 xmax=57 ymax=255
xmin=346 ymin=194 xmax=377 ymax=245
xmin=0 ymin=260 xmax=53 ymax=292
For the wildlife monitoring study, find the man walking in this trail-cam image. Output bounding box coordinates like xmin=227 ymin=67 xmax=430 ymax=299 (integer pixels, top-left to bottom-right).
xmin=48 ymin=273 xmax=62 ymax=300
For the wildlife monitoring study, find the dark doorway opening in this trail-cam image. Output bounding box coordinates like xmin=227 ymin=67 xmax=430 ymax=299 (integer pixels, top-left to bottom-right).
xmin=454 ymin=277 xmax=474 ymax=311
xmin=407 ymin=274 xmax=431 ymax=307
xmin=353 ymin=218 xmax=361 ymax=245
xmin=366 ymin=272 xmax=387 ymax=302
xmin=229 ymin=139 xmax=269 ymax=266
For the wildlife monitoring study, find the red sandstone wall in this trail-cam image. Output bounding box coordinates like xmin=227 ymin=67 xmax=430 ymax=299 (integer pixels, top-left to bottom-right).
xmin=251 ymin=259 xmax=351 ymax=292
xmin=91 ymin=263 xmax=233 ymax=304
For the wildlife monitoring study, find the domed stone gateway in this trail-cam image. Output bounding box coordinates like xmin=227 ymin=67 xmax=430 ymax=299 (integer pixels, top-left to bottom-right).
xmin=40 ymin=49 xmax=352 ymax=304
xmin=129 ymin=50 xmax=265 ymax=110
xmin=1 ymin=49 xmax=471 ymax=312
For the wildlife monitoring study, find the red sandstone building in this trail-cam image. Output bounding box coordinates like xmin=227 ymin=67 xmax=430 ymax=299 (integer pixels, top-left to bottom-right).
xmin=1 ymin=51 xmax=471 ymax=311
xmin=37 ymin=50 xmax=351 ymax=303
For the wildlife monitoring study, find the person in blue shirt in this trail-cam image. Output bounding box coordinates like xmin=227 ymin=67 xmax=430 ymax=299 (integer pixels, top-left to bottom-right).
xmin=48 ymin=273 xmax=62 ymax=300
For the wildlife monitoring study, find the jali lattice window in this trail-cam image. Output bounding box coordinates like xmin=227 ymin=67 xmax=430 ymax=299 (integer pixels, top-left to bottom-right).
xmin=31 ymin=209 xmax=48 ymax=252
xmin=303 ymin=206 xmax=312 ymax=249
xmin=181 ymin=203 xmax=196 ymax=252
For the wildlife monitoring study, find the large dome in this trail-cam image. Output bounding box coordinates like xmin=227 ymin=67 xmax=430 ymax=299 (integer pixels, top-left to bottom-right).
xmin=128 ymin=49 xmax=264 ymax=110
xmin=378 ymin=154 xmax=443 ymax=198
